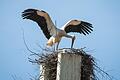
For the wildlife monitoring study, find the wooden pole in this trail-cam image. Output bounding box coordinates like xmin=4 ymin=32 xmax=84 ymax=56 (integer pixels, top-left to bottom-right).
xmin=56 ymin=52 xmax=82 ymax=80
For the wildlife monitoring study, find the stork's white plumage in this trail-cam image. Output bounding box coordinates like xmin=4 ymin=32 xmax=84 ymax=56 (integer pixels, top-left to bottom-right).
xmin=22 ymin=9 xmax=93 ymax=49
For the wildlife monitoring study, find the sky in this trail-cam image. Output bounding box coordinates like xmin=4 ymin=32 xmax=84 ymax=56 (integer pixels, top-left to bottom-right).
xmin=0 ymin=0 xmax=120 ymax=80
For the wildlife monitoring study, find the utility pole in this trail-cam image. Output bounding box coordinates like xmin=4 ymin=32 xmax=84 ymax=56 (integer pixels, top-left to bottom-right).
xmin=40 ymin=48 xmax=94 ymax=80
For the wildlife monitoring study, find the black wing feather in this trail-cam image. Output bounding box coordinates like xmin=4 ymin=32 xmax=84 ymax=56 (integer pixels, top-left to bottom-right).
xmin=22 ymin=9 xmax=51 ymax=39
xmin=64 ymin=21 xmax=93 ymax=35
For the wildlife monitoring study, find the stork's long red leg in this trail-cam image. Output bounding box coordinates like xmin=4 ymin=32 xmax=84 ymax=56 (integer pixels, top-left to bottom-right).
xmin=56 ymin=41 xmax=60 ymax=50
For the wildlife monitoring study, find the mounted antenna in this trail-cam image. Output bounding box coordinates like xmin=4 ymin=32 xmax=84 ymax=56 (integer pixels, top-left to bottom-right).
xmin=55 ymin=20 xmax=57 ymax=27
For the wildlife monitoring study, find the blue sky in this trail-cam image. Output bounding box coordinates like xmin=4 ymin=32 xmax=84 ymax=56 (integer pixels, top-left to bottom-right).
xmin=0 ymin=0 xmax=120 ymax=80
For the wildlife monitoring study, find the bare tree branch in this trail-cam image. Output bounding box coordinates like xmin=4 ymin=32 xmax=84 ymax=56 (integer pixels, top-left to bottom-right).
xmin=21 ymin=27 xmax=38 ymax=54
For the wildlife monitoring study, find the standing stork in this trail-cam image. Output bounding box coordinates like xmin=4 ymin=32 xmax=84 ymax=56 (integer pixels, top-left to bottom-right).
xmin=22 ymin=9 xmax=93 ymax=50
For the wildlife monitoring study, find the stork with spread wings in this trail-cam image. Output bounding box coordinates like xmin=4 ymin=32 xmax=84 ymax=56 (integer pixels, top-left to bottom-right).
xmin=22 ymin=9 xmax=93 ymax=50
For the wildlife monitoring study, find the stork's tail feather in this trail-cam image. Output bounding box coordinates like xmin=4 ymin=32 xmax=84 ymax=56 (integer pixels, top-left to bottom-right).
xmin=46 ymin=37 xmax=54 ymax=47
xmin=47 ymin=42 xmax=53 ymax=47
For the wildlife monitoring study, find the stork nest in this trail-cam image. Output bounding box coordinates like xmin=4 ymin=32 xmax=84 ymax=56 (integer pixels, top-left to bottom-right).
xmin=29 ymin=48 xmax=113 ymax=80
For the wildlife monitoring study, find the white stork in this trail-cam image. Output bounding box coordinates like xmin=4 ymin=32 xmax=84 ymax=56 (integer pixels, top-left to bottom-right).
xmin=22 ymin=9 xmax=93 ymax=49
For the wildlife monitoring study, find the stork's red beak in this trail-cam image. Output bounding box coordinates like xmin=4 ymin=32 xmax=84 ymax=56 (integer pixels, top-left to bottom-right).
xmin=71 ymin=36 xmax=76 ymax=48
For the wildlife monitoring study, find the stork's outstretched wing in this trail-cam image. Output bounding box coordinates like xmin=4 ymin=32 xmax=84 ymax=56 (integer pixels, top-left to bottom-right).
xmin=61 ymin=20 xmax=93 ymax=35
xmin=22 ymin=9 xmax=56 ymax=39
